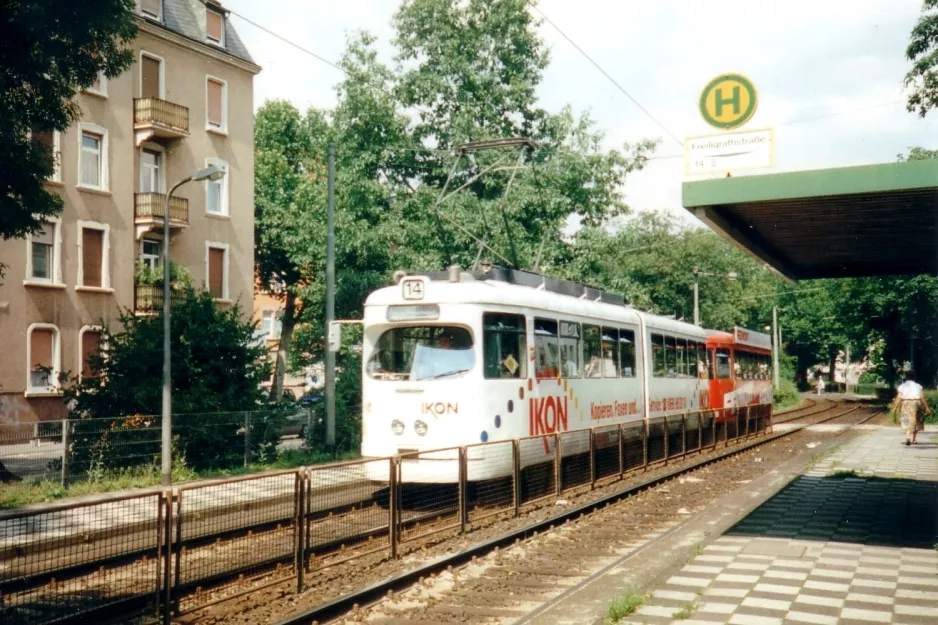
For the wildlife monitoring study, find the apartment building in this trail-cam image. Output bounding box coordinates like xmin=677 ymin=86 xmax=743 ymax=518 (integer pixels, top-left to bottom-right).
xmin=0 ymin=0 xmax=260 ymax=423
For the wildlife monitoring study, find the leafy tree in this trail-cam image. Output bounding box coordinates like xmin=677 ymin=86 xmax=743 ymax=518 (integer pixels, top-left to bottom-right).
xmin=0 ymin=0 xmax=137 ymax=252
xmin=906 ymin=0 xmax=938 ymax=116
xmin=62 ymin=290 xmax=273 ymax=471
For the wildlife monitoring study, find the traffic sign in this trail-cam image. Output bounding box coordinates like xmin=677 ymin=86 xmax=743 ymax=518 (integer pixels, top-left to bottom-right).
xmin=684 ymin=128 xmax=774 ymax=176
xmin=699 ymin=73 xmax=758 ymax=130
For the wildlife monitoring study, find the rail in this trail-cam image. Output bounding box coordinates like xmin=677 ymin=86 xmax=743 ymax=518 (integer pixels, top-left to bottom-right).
xmin=0 ymin=404 xmax=773 ymax=625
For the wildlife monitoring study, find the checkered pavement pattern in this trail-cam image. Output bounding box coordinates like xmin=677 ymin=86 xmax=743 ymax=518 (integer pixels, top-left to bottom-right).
xmin=622 ymin=426 xmax=938 ymax=624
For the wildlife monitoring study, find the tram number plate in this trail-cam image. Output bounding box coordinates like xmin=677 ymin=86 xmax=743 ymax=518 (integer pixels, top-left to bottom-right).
xmin=402 ymin=278 xmax=425 ymax=300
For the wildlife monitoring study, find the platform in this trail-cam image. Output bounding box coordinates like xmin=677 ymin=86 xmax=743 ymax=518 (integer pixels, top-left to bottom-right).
xmin=623 ymin=425 xmax=938 ymax=624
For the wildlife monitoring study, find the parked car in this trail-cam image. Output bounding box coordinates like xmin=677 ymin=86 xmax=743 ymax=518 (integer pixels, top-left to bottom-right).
xmin=282 ymin=393 xmax=323 ymax=438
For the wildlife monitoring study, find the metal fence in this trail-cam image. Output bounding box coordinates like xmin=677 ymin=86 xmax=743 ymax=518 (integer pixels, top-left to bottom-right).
xmin=0 ymin=405 xmax=771 ymax=625
xmin=0 ymin=410 xmax=299 ymax=486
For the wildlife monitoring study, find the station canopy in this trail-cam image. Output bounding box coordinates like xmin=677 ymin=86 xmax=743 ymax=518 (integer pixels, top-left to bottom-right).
xmin=682 ymin=159 xmax=938 ymax=281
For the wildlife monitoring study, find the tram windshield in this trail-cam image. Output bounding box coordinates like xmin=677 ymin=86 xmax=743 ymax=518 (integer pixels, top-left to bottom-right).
xmin=368 ymin=326 xmax=474 ymax=381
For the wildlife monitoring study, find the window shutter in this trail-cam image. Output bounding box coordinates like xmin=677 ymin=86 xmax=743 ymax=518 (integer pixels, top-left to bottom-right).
xmin=82 ymin=331 xmax=102 ymax=379
xmin=82 ymin=229 xmax=104 ymax=287
xmin=141 ymin=0 xmax=160 ymax=17
xmin=207 ymin=80 xmax=223 ymax=127
xmin=209 ymin=248 xmax=225 ymax=298
xmin=30 ymin=329 xmax=54 ymax=370
xmin=142 ymin=56 xmax=161 ymax=99
xmin=207 ymin=10 xmax=223 ymax=42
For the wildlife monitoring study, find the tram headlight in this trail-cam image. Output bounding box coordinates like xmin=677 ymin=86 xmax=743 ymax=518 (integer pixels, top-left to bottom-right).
xmin=414 ymin=420 xmax=428 ymax=437
xmin=391 ymin=419 xmax=405 ymax=436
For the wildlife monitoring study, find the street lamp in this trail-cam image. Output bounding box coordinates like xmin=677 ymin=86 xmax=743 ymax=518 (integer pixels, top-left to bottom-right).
xmin=161 ymin=164 xmax=227 ymax=487
xmin=692 ymin=267 xmax=738 ymax=326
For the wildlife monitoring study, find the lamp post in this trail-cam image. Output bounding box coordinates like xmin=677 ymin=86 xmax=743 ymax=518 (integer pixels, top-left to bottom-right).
xmin=692 ymin=267 xmax=738 ymax=326
xmin=161 ymin=164 xmax=227 ymax=487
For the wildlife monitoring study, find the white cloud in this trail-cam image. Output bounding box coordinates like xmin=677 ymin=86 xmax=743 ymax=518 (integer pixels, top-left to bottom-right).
xmin=225 ymin=0 xmax=933 ymax=223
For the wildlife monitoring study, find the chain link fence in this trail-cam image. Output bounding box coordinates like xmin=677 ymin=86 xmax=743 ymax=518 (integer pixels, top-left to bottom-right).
xmin=0 ymin=410 xmax=299 ymax=487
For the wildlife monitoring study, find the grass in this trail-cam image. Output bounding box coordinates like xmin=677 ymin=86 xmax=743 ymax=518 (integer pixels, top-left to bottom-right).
xmin=672 ymin=600 xmax=699 ymax=620
xmin=828 ymin=469 xmax=860 ymax=478
xmin=606 ymin=589 xmax=644 ymax=624
xmin=0 ymin=448 xmax=359 ymax=509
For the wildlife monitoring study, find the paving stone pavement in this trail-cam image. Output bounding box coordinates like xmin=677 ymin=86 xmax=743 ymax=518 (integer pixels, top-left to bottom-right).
xmin=621 ymin=425 xmax=938 ymax=625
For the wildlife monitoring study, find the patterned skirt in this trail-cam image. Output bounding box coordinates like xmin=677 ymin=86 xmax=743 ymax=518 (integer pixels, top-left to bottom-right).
xmin=898 ymin=399 xmax=924 ymax=435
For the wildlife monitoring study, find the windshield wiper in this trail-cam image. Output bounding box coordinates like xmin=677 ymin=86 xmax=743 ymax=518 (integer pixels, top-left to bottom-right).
xmin=422 ymin=368 xmax=471 ymax=381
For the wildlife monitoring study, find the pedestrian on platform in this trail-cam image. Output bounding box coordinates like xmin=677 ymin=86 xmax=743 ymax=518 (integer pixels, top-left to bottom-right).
xmin=816 ymin=376 xmax=825 ymax=395
xmin=892 ymin=370 xmax=931 ymax=446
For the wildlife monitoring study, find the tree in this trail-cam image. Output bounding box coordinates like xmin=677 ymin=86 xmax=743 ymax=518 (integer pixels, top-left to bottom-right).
xmin=0 ymin=0 xmax=137 ymax=244
xmin=906 ymin=0 xmax=938 ymax=116
xmin=62 ymin=290 xmax=272 ymax=471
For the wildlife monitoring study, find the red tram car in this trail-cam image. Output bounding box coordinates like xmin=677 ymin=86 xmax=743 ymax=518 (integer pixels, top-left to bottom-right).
xmin=705 ymin=327 xmax=774 ymax=420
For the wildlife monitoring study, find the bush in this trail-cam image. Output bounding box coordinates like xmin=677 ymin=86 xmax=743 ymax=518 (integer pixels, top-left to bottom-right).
xmin=304 ymin=351 xmax=362 ymax=454
xmin=925 ymin=390 xmax=938 ymax=424
xmin=62 ymin=289 xmax=272 ymax=474
xmin=773 ymin=378 xmax=800 ymax=409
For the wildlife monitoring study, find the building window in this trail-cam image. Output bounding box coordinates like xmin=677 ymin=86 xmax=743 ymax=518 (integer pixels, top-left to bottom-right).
xmin=31 ymin=128 xmax=61 ymax=182
xmin=140 ymin=52 xmax=164 ymax=99
xmin=85 ymin=71 xmax=108 ymax=97
xmin=26 ymin=220 xmax=62 ymax=285
xmin=27 ymin=324 xmax=60 ymax=394
xmin=139 ymin=0 xmax=161 ymax=20
xmin=78 ymin=124 xmax=108 ymax=191
xmin=206 ymin=76 xmax=227 ymax=131
xmin=79 ymin=327 xmax=103 ymax=380
xmin=77 ymin=221 xmax=110 ymax=289
xmin=206 ymin=242 xmax=229 ymax=300
xmin=140 ymin=147 xmax=163 ymax=193
xmin=205 ymin=158 xmax=229 ymax=215
xmin=206 ymin=8 xmax=225 ymax=45
xmin=261 ymin=310 xmax=283 ymax=339
xmin=141 ymin=238 xmax=161 ymax=271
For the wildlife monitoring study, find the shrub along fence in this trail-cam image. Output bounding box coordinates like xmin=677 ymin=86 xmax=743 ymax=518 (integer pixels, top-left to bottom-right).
xmin=0 ymin=405 xmax=772 ymax=625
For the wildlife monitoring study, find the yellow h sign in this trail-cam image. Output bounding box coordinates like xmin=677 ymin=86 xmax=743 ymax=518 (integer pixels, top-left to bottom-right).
xmin=700 ymin=74 xmax=757 ymax=130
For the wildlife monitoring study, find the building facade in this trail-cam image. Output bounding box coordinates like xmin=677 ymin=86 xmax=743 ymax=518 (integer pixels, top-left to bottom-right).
xmin=0 ymin=0 xmax=260 ymax=423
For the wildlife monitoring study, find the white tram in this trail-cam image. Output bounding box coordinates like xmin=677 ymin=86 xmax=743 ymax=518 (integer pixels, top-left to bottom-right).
xmin=361 ymin=267 xmax=712 ymax=483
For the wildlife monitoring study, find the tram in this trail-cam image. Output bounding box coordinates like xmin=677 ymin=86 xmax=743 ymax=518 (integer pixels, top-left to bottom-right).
xmin=360 ymin=266 xmax=769 ymax=482
xmin=705 ymin=328 xmax=774 ymax=418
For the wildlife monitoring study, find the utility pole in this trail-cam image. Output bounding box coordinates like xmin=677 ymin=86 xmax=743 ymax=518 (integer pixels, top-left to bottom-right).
xmin=693 ymin=277 xmax=700 ymax=326
xmin=325 ymin=144 xmax=336 ymax=448
xmin=772 ymin=306 xmax=780 ymax=390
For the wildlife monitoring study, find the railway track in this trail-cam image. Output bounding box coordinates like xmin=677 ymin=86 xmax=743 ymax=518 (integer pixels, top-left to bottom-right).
xmin=268 ymin=403 xmax=882 ymax=625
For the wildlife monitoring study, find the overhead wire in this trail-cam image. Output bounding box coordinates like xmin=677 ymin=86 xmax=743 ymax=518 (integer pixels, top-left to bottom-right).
xmin=526 ymin=1 xmax=684 ymax=148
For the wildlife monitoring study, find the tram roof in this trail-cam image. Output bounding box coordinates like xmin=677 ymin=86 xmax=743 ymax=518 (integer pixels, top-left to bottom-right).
xmin=365 ymin=276 xmax=711 ymax=339
xmin=682 ymin=159 xmax=938 ymax=281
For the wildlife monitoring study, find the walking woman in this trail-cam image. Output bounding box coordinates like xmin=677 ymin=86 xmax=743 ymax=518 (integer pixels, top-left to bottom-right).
xmin=892 ymin=370 xmax=931 ymax=445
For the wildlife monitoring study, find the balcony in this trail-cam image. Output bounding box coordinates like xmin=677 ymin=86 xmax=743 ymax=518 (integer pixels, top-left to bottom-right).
xmin=135 ymin=192 xmax=188 ymax=238
xmin=134 ymin=97 xmax=189 ymax=145
xmin=134 ymin=283 xmax=185 ymax=315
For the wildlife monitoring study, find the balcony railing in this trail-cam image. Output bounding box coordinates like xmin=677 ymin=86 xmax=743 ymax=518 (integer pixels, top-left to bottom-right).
xmin=135 ymin=283 xmax=185 ymax=314
xmin=134 ymin=97 xmax=189 ymax=140
xmin=135 ymin=192 xmax=189 ymax=227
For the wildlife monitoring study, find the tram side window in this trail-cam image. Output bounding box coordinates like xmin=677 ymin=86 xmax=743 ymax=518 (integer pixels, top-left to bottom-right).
xmin=665 ymin=335 xmax=677 ymax=377
xmin=697 ymin=343 xmax=710 ymax=379
xmin=584 ymin=324 xmax=602 ymax=378
xmin=620 ymin=329 xmax=636 ymax=377
xmin=676 ymin=339 xmax=687 ymax=378
xmin=534 ymin=318 xmax=560 ymax=380
xmin=559 ymin=320 xmax=581 ymax=378
xmin=716 ymin=348 xmax=731 ymax=379
xmin=651 ymin=333 xmax=666 ymax=377
xmin=687 ymin=341 xmax=697 ymax=379
xmin=483 ymin=313 xmax=527 ymax=379
xmin=600 ymin=328 xmax=620 ymax=378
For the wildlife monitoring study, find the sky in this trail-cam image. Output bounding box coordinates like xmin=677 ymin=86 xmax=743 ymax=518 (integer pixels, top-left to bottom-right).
xmin=223 ymin=0 xmax=933 ymax=226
